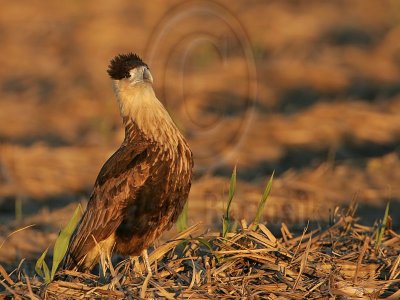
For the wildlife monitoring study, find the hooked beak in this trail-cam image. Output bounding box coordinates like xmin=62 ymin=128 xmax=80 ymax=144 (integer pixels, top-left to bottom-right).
xmin=143 ymin=68 xmax=153 ymax=84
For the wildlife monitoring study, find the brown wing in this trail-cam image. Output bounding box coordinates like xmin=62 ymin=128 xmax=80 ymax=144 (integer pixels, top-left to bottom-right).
xmin=63 ymin=139 xmax=150 ymax=270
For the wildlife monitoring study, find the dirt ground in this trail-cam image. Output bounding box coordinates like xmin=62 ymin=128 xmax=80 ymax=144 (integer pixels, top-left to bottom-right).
xmin=1 ymin=0 xmax=400 ymax=271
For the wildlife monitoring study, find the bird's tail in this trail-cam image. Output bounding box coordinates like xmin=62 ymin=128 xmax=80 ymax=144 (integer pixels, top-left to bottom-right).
xmin=62 ymin=224 xmax=82 ymax=271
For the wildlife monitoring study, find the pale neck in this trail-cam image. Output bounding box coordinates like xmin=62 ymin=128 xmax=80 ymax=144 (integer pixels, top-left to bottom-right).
xmin=114 ymin=82 xmax=183 ymax=150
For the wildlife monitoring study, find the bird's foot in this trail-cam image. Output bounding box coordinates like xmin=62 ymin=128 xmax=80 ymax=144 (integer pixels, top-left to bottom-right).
xmin=129 ymin=250 xmax=152 ymax=276
xmin=129 ymin=256 xmax=142 ymax=275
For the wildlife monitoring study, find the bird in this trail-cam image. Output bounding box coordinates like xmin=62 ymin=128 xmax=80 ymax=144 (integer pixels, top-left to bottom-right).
xmin=63 ymin=53 xmax=193 ymax=273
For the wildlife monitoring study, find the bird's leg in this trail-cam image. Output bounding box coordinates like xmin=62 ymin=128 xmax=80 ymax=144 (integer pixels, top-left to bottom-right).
xmin=141 ymin=249 xmax=152 ymax=275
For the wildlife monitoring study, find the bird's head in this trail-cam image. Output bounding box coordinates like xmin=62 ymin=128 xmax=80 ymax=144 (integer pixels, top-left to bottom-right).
xmin=107 ymin=53 xmax=159 ymax=118
xmin=107 ymin=53 xmax=153 ymax=86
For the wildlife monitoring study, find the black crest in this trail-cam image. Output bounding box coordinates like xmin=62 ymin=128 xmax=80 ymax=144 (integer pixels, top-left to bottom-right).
xmin=107 ymin=53 xmax=147 ymax=80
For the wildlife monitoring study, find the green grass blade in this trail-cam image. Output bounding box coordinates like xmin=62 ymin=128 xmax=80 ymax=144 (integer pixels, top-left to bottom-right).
xmin=222 ymin=218 xmax=228 ymax=238
xmin=223 ymin=166 xmax=236 ymax=237
xmin=35 ymin=247 xmax=48 ymax=279
xmin=195 ymin=238 xmax=212 ymax=251
xmin=43 ymin=260 xmax=51 ymax=284
xmin=375 ymin=201 xmax=390 ymax=250
xmin=15 ymin=196 xmax=22 ymax=223
xmin=50 ymin=204 xmax=83 ymax=280
xmin=252 ymin=171 xmax=274 ymax=229
xmin=176 ymin=201 xmax=188 ymax=232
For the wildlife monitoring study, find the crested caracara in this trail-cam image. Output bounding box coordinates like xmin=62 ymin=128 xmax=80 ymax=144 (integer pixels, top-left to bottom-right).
xmin=63 ymin=53 xmax=193 ymax=272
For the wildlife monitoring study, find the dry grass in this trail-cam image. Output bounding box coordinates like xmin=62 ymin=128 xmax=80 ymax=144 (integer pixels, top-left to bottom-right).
xmin=1 ymin=206 xmax=399 ymax=299
xmin=2 ymin=0 xmax=400 ymax=264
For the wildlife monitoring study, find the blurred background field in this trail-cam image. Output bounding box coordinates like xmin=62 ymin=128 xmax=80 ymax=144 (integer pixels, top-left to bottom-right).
xmin=0 ymin=0 xmax=400 ymax=269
